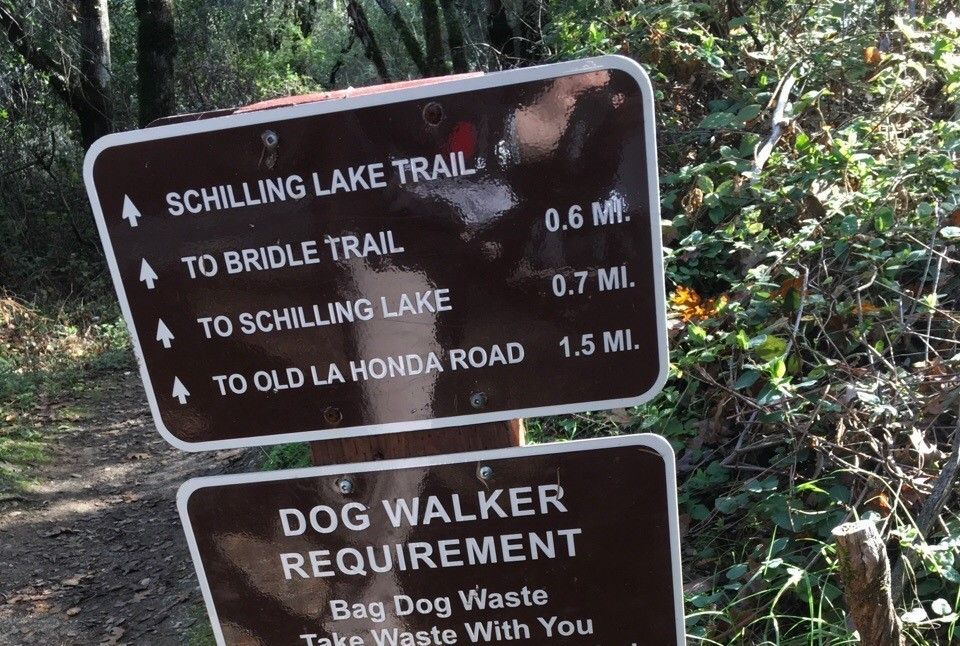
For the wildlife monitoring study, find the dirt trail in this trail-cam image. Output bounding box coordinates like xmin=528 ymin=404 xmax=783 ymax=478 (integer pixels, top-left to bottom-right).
xmin=0 ymin=372 xmax=248 ymax=645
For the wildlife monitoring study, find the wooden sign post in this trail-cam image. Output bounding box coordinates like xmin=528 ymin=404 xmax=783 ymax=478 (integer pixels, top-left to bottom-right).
xmin=309 ymin=420 xmax=525 ymax=466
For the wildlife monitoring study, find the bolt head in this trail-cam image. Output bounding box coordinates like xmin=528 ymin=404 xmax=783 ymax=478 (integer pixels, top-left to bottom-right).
xmin=470 ymin=392 xmax=488 ymax=409
xmin=261 ymin=130 xmax=279 ymax=147
xmin=478 ymin=465 xmax=493 ymax=480
xmin=337 ymin=478 xmax=354 ymax=494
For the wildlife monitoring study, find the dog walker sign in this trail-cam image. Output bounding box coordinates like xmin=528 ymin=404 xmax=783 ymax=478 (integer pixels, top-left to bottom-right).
xmin=178 ymin=435 xmax=685 ymax=646
xmin=83 ymin=55 xmax=667 ymax=451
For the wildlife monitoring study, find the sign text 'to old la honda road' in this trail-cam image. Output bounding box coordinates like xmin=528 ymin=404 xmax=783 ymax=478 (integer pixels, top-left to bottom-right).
xmin=84 ymin=56 xmax=667 ymax=451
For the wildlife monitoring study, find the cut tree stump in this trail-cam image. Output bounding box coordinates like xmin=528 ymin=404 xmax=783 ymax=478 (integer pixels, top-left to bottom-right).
xmin=832 ymin=520 xmax=904 ymax=646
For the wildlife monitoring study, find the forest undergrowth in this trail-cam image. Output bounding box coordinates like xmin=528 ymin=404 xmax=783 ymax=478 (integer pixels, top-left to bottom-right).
xmin=527 ymin=3 xmax=960 ymax=644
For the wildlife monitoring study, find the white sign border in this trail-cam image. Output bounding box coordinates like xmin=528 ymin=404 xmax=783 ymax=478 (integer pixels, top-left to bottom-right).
xmin=84 ymin=55 xmax=668 ymax=452
xmin=178 ymin=434 xmax=686 ymax=646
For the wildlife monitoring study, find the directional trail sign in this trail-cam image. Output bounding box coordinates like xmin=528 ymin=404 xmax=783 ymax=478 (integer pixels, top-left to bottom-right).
xmin=84 ymin=55 xmax=667 ymax=451
xmin=178 ymin=435 xmax=685 ymax=646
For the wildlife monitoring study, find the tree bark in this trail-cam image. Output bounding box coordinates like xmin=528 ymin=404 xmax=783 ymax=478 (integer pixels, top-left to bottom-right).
xmin=295 ymin=0 xmax=320 ymax=36
xmin=0 ymin=0 xmax=113 ymax=149
xmin=77 ymin=0 xmax=113 ymax=148
xmin=832 ymin=521 xmax=905 ymax=646
xmin=372 ymin=0 xmax=428 ymax=76
xmin=347 ymin=0 xmax=391 ymax=83
xmin=0 ymin=1 xmax=72 ymax=105
xmin=439 ymin=0 xmax=468 ymax=73
xmin=486 ymin=0 xmax=514 ymax=67
xmin=136 ymin=0 xmax=177 ymax=127
xmin=419 ymin=0 xmax=446 ymax=75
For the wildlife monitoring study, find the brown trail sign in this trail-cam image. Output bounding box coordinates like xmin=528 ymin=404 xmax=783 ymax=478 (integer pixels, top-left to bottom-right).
xmin=178 ymin=435 xmax=685 ymax=645
xmin=83 ymin=55 xmax=667 ymax=452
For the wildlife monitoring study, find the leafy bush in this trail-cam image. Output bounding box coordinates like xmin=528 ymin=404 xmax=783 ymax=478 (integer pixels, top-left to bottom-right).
xmin=538 ymin=2 xmax=960 ymax=643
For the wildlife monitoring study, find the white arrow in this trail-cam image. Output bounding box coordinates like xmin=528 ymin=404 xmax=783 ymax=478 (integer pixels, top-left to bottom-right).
xmin=156 ymin=319 xmax=174 ymax=348
xmin=172 ymin=378 xmax=190 ymax=405
xmin=122 ymin=195 xmax=142 ymax=228
xmin=139 ymin=259 xmax=158 ymax=289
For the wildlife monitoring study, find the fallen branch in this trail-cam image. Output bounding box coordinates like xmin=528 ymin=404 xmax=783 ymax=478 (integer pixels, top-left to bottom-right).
xmin=753 ymin=72 xmax=797 ymax=177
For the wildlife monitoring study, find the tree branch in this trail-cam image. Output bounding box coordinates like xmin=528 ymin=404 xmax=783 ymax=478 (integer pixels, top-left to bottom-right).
xmin=372 ymin=0 xmax=428 ymax=76
xmin=347 ymin=0 xmax=391 ymax=83
xmin=752 ymin=71 xmax=797 ymax=177
xmin=0 ymin=0 xmax=75 ymax=106
xmin=327 ymin=32 xmax=357 ymax=88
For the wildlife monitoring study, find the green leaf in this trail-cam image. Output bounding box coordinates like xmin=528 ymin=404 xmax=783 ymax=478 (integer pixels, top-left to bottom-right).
xmin=700 ymin=111 xmax=736 ymax=129
xmin=750 ymin=334 xmax=787 ymax=361
xmin=940 ymin=226 xmax=960 ymax=239
xmin=688 ymin=324 xmax=708 ymax=342
xmin=769 ymin=537 xmax=789 ymax=556
xmin=737 ymin=104 xmax=763 ymax=122
xmin=839 ymin=215 xmax=860 ymax=236
xmin=735 ymin=329 xmax=750 ymax=349
xmin=726 ymin=563 xmax=749 ymax=580
xmin=734 ymin=370 xmax=760 ymax=390
xmin=689 ymin=503 xmax=710 ymax=520
xmin=715 ymin=495 xmax=744 ymax=514
xmin=771 ymin=357 xmax=786 ymax=379
xmin=719 ymin=145 xmax=739 ymax=158
xmin=874 ymin=207 xmax=894 ymax=232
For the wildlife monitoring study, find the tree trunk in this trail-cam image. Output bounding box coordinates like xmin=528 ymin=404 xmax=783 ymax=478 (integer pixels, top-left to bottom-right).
xmin=832 ymin=521 xmax=905 ymax=646
xmin=295 ymin=0 xmax=320 ymax=36
xmin=486 ymin=0 xmax=514 ymax=67
xmin=347 ymin=0 xmax=391 ymax=83
xmin=516 ymin=0 xmax=546 ymax=64
xmin=77 ymin=0 xmax=113 ymax=148
xmin=439 ymin=0 xmax=468 ymax=73
xmin=419 ymin=0 xmax=446 ymax=75
xmin=372 ymin=0 xmax=428 ymax=76
xmin=0 ymin=0 xmax=112 ymax=149
xmin=136 ymin=0 xmax=177 ymax=127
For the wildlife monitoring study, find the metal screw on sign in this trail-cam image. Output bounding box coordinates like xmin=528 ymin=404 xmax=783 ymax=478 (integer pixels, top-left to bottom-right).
xmin=469 ymin=392 xmax=487 ymax=409
xmin=336 ymin=478 xmax=354 ymax=495
xmin=261 ymin=130 xmax=279 ymax=148
xmin=478 ymin=465 xmax=493 ymax=480
xmin=261 ymin=130 xmax=279 ymax=169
